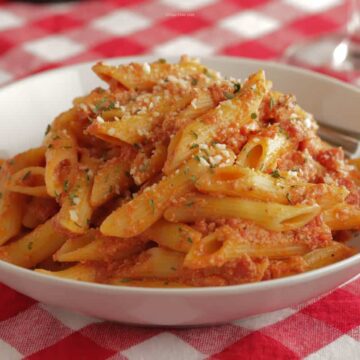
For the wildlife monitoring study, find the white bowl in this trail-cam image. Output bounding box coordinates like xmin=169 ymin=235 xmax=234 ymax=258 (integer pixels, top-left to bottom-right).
xmin=0 ymin=56 xmax=359 ymax=326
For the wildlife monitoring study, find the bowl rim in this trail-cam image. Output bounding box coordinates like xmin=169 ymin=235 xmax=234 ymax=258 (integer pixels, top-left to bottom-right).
xmin=0 ymin=54 xmax=359 ymax=295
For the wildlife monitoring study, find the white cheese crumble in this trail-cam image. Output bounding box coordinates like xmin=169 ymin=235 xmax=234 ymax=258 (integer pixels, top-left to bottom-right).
xmin=107 ymin=128 xmax=116 ymax=136
xmin=72 ymin=196 xmax=80 ymax=205
xmin=199 ymin=144 xmax=209 ymax=150
xmin=96 ymin=116 xmax=105 ymax=123
xmin=143 ymin=62 xmax=151 ymax=74
xmin=199 ymin=157 xmax=210 ymax=167
xmin=69 ymin=210 xmax=79 ymax=222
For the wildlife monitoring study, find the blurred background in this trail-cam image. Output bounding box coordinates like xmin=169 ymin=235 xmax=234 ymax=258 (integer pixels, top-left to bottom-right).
xmin=0 ymin=0 xmax=358 ymax=86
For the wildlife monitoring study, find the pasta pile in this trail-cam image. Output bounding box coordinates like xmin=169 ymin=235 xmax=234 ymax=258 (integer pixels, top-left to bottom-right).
xmin=0 ymin=56 xmax=359 ymax=287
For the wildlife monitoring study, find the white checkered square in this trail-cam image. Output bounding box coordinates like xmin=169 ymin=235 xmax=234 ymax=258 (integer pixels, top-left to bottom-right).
xmin=153 ymin=36 xmax=214 ymax=56
xmin=40 ymin=304 xmax=101 ymax=331
xmin=233 ymin=308 xmax=297 ymax=330
xmin=0 ymin=339 xmax=22 ymax=360
xmin=0 ymin=10 xmax=23 ymax=31
xmin=161 ymin=0 xmax=216 ymax=11
xmin=220 ymin=11 xmax=280 ymax=38
xmin=305 ymin=335 xmax=360 ymax=360
xmin=122 ymin=333 xmax=206 ymax=360
xmin=283 ymin=0 xmax=343 ymax=13
xmin=92 ymin=10 xmax=151 ymax=36
xmin=23 ymin=36 xmax=85 ymax=61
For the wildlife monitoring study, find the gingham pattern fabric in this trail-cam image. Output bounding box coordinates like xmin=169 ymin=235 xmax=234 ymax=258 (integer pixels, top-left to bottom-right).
xmin=0 ymin=0 xmax=359 ymax=358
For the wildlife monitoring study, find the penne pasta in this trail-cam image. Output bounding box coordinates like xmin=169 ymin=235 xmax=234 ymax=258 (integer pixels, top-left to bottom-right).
xmin=164 ymin=194 xmax=321 ymax=232
xmin=324 ymin=203 xmax=360 ymax=230
xmin=163 ymin=70 xmax=270 ymax=174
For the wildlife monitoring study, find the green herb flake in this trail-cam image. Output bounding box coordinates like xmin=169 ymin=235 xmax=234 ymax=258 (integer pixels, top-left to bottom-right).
xmin=149 ymin=198 xmax=155 ymax=213
xmin=270 ymin=169 xmax=281 ymax=179
xmin=191 ymin=78 xmax=198 ymax=86
xmin=190 ymin=143 xmax=199 ymax=149
xmin=22 ymin=171 xmax=31 ymax=181
xmin=190 ymin=130 xmax=198 ymax=139
xmin=223 ymin=92 xmax=234 ymax=100
xmin=187 ymin=237 xmax=193 ymax=244
xmin=63 ymin=180 xmax=69 ymax=193
xmin=178 ymin=227 xmax=183 ymax=233
xmin=194 ymin=155 xmax=201 ymax=162
xmin=233 ymin=82 xmax=241 ymax=93
xmin=119 ymin=278 xmax=132 ymax=283
xmin=133 ymin=143 xmax=141 ymax=150
xmin=125 ymin=170 xmax=132 ymax=178
xmin=158 ymin=58 xmax=166 ymax=64
xmin=27 ymin=242 xmax=33 ymax=251
xmin=186 ymin=200 xmax=195 ymax=207
xmin=69 ymin=193 xmax=78 ymax=206
xmin=183 ymin=167 xmax=190 ymax=175
xmin=269 ymin=96 xmax=275 ymax=110
xmin=250 ymin=112 xmax=257 ymax=119
xmin=190 ymin=175 xmax=197 ymax=183
xmin=45 ymin=124 xmax=51 ymax=135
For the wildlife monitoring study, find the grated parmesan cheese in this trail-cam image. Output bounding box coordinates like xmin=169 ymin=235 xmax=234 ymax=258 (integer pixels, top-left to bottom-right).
xmin=143 ymin=62 xmax=151 ymax=74
xmin=107 ymin=128 xmax=116 ymax=136
xmin=69 ymin=210 xmax=79 ymax=223
xmin=96 ymin=116 xmax=105 ymax=123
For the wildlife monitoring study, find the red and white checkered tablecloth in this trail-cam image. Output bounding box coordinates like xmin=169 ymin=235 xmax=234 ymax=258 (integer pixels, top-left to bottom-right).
xmin=0 ymin=0 xmax=359 ymax=358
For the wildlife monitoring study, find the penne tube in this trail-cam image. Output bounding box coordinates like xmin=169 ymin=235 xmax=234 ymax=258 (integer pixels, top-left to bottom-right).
xmin=44 ymin=128 xmax=78 ymax=198
xmin=324 ymin=203 xmax=360 ymax=230
xmin=0 ymin=217 xmax=66 ymax=268
xmin=87 ymin=89 xmax=194 ymax=145
xmin=303 ymin=242 xmax=357 ymax=270
xmin=236 ymin=126 xmax=292 ymax=171
xmin=164 ymin=70 xmax=270 ymax=174
xmin=90 ymin=157 xmax=132 ymax=208
xmin=6 ymin=166 xmax=49 ymax=198
xmin=92 ymin=56 xmax=213 ymax=91
xmin=36 ymin=263 xmax=98 ymax=282
xmin=54 ymin=230 xmax=145 ymax=262
xmin=144 ymin=219 xmax=201 ymax=253
xmin=115 ymin=247 xmax=185 ymax=279
xmin=55 ymin=167 xmax=94 ymax=234
xmin=184 ymin=227 xmax=309 ymax=269
xmin=100 ymin=157 xmax=209 ymax=238
xmin=0 ymin=147 xmax=45 ymax=245
xmin=164 ymin=194 xmax=321 ymax=232
xmin=195 ymin=166 xmax=349 ymax=208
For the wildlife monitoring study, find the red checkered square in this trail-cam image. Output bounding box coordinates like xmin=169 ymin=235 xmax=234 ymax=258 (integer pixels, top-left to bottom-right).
xmin=262 ymin=312 xmax=343 ymax=357
xmin=81 ymin=322 xmax=160 ymax=351
xmin=209 ymin=331 xmax=299 ymax=360
xmin=342 ymin=277 xmax=360 ymax=296
xmin=159 ymin=14 xmax=211 ymax=34
xmin=26 ymin=332 xmax=116 ymax=360
xmin=31 ymin=14 xmax=84 ymax=34
xmin=199 ymin=1 xmax=243 ymax=22
xmin=0 ymin=284 xmax=35 ymax=321
xmin=301 ymin=289 xmax=360 ymax=333
xmin=91 ymin=37 xmax=147 ymax=58
xmin=173 ymin=324 xmax=249 ymax=355
xmin=221 ymin=39 xmax=278 ymax=59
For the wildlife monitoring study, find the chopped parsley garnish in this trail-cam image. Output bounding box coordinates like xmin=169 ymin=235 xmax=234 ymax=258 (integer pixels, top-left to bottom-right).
xmin=149 ymin=198 xmax=155 ymax=213
xmin=63 ymin=180 xmax=69 ymax=193
xmin=191 ymin=78 xmax=198 ymax=86
xmin=22 ymin=171 xmax=31 ymax=181
xmin=269 ymin=96 xmax=275 ymax=110
xmin=186 ymin=200 xmax=195 ymax=207
xmin=133 ymin=143 xmax=141 ymax=150
xmin=183 ymin=167 xmax=190 ymax=175
xmin=194 ymin=155 xmax=201 ymax=162
xmin=203 ymin=68 xmax=211 ymax=77
xmin=190 ymin=130 xmax=198 ymax=139
xmin=27 ymin=242 xmax=33 ymax=250
xmin=190 ymin=175 xmax=197 ymax=183
xmin=45 ymin=124 xmax=51 ymax=135
xmin=69 ymin=193 xmax=78 ymax=205
xmin=187 ymin=237 xmax=193 ymax=244
xmin=270 ymin=169 xmax=281 ymax=179
xmin=178 ymin=227 xmax=183 ymax=232
xmin=119 ymin=278 xmax=132 ymax=283
xmin=233 ymin=82 xmax=241 ymax=93
xmin=250 ymin=112 xmax=257 ymax=119
xmin=190 ymin=143 xmax=199 ymax=149
xmin=158 ymin=58 xmax=166 ymax=64
xmin=223 ymin=92 xmax=234 ymax=100
xmin=124 ymin=170 xmax=132 ymax=178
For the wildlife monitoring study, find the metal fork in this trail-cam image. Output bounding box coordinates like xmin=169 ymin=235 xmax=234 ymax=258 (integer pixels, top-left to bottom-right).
xmin=317 ymin=122 xmax=360 ymax=158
